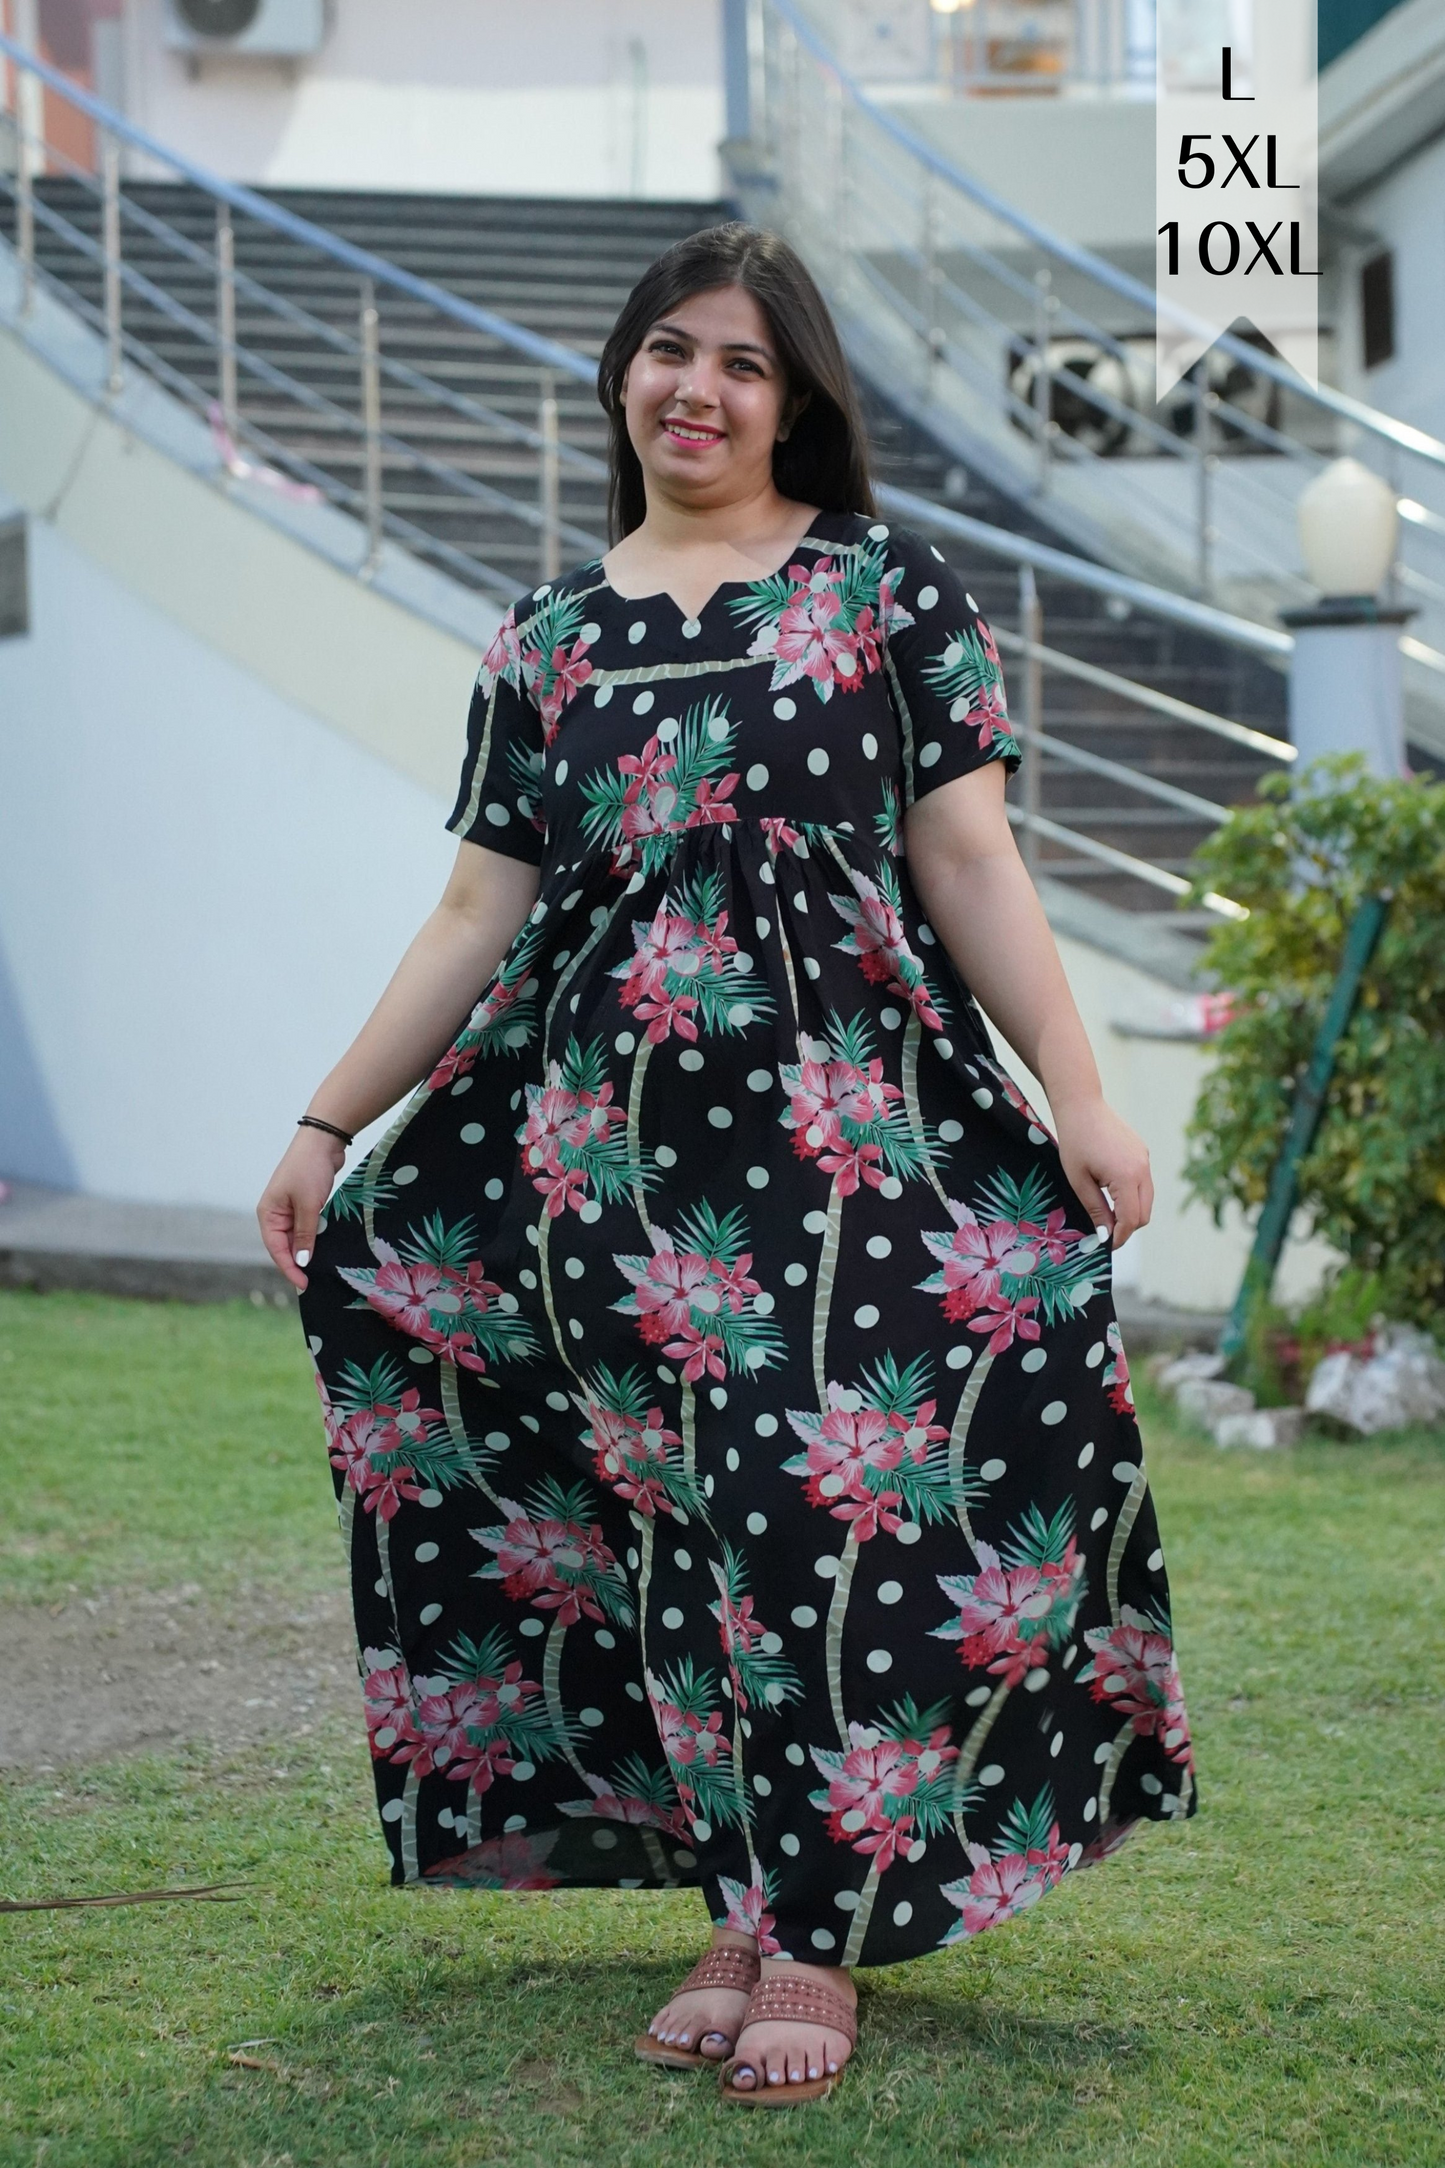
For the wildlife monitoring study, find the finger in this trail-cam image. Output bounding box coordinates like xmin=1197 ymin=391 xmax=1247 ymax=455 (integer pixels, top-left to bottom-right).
xmin=1110 ymin=1177 xmax=1144 ymax=1249
xmin=1137 ymin=1165 xmax=1155 ymax=1230
xmin=292 ymin=1196 xmax=321 ymax=1272
xmin=259 ymin=1202 xmax=308 ymax=1292
xmin=1066 ymin=1164 xmax=1113 ymax=1247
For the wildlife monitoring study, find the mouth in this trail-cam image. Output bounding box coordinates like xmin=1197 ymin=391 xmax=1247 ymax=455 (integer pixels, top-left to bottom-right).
xmin=662 ymin=418 xmax=725 ymax=446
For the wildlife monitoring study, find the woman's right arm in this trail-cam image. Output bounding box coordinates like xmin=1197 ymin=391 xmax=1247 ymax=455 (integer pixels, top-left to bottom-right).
xmin=256 ymin=838 xmax=539 ymax=1290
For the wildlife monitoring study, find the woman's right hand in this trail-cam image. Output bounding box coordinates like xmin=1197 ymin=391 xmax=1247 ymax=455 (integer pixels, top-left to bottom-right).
xmin=257 ymin=1127 xmax=347 ymax=1291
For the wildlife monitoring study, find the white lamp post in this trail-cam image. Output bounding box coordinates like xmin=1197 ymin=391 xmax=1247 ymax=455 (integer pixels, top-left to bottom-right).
xmin=1281 ymin=456 xmax=1410 ymax=777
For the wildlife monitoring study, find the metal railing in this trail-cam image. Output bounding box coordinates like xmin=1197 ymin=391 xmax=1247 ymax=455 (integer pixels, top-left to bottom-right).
xmin=0 ymin=30 xmax=604 ymax=603
xmin=0 ymin=29 xmax=1280 ymax=918
xmin=833 ymin=0 xmax=1153 ymax=99
xmin=735 ymin=0 xmax=1445 ymax=687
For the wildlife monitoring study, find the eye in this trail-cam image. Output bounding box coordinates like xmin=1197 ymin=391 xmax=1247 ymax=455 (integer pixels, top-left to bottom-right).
xmin=648 ymin=337 xmax=686 ymax=358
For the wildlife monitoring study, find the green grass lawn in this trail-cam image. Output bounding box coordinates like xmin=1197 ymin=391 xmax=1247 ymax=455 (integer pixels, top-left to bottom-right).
xmin=2 ymin=1289 xmax=1443 ymax=2168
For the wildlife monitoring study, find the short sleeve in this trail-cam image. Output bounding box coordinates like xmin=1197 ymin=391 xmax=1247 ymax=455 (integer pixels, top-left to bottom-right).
xmin=445 ymin=601 xmax=548 ymax=865
xmin=882 ymin=527 xmax=1021 ymax=807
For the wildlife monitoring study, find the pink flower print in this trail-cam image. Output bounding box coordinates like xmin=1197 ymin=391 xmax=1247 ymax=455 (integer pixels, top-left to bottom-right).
xmin=536 ymin=638 xmax=594 ymax=741
xmin=330 ymin=1404 xmax=429 ymax=1520
xmin=363 ymin=1661 xmax=418 ymax=1761
xmin=717 ymin=1865 xmax=783 ymax=1955
xmin=811 ymin=1727 xmax=920 ymax=1868
xmin=424 ymin=1830 xmax=563 ymax=1889
xmin=662 ymin=1321 xmax=727 ymax=1383
xmin=473 ymin=1504 xmax=608 ymax=1625
xmin=587 ymin=1403 xmax=684 ymax=1518
xmin=559 ymin=1773 xmax=691 ymax=1838
xmin=759 ymin=560 xmax=861 ymax=702
xmin=617 ymin=907 xmax=705 ymax=1003
xmin=759 ymin=815 xmax=802 ymax=852
xmin=696 ymin=913 xmax=739 ymax=972
xmin=687 ymin=773 xmax=739 ymax=826
xmin=1023 ymin=1206 xmax=1080 ymax=1267
xmin=922 ymin=1203 xmax=1045 ymax=1345
xmin=831 ymin=873 xmax=942 ymax=1029
xmin=968 ymin=1293 xmax=1043 ymax=1357
xmin=952 ymin=1848 xmax=1047 ymax=1934
xmin=619 ymin=1227 xmax=716 ymax=1339
xmin=1025 ymin=1823 xmax=1072 ymax=1891
xmin=1081 ymin=1619 xmax=1192 ymax=1765
xmin=478 ymin=606 xmax=522 ymax=693
xmin=946 ymin=1544 xmax=1069 ymax=1686
xmin=798 ymin=1390 xmax=946 ymax=1537
xmin=874 ymin=566 xmax=915 ymax=637
xmin=617 ymin=736 xmax=677 ymax=798
xmin=343 ymin=1249 xmax=503 ymax=1373
xmin=1102 ymin=1322 xmax=1134 ymax=1416
xmin=709 ymin=1252 xmax=761 ymax=1313
xmin=427 ymin=978 xmax=525 ymax=1090
xmin=653 ymin=1694 xmax=727 ymax=1774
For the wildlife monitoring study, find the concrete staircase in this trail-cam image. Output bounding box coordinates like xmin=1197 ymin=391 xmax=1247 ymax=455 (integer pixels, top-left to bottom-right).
xmin=8 ymin=177 xmax=1289 ymax=924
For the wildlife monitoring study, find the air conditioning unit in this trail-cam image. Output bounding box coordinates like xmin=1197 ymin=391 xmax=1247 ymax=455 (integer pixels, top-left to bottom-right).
xmin=165 ymin=0 xmax=326 ymax=58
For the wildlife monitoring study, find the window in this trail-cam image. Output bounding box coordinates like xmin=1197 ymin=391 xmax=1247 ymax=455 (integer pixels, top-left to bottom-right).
xmin=1361 ymin=250 xmax=1395 ymax=371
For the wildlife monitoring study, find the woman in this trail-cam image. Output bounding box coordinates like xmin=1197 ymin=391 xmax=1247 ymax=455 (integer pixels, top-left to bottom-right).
xmin=258 ymin=222 xmax=1196 ymax=2108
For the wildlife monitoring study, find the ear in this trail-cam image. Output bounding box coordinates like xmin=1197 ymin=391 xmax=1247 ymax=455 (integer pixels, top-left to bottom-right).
xmin=776 ymin=386 xmax=812 ymax=444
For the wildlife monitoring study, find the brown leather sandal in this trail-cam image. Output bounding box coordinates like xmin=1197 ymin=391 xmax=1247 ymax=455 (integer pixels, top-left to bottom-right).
xmin=633 ymin=1942 xmax=762 ymax=2071
xmin=717 ymin=1969 xmax=858 ymax=2106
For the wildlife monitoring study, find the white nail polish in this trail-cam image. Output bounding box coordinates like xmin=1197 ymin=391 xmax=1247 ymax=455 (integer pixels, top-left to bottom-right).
xmin=1094 ymin=1225 xmax=1109 ymax=1244
xmin=295 ymin=1248 xmax=311 ymax=1267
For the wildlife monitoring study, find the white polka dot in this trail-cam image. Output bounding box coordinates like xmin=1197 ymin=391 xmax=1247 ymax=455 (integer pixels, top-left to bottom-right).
xmin=879 ymin=1007 xmax=902 ymax=1032
xmin=656 ymin=717 xmax=679 ymax=743
xmin=594 ymin=683 xmax=613 ymax=707
xmin=1078 ymin=1441 xmax=1095 ymax=1468
xmin=547 ymin=1391 xmax=570 ymax=1411
xmin=626 ymin=1682 xmax=645 ymax=1702
xmin=966 ymin=1684 xmax=992 ymax=1706
xmin=918 ymin=742 xmax=942 ymax=768
xmin=655 ymin=1144 xmax=678 ymax=1166
xmin=414 ymin=1541 xmax=440 ymax=1563
xmin=553 ymin=758 xmax=569 ymax=786
xmin=1086 ymin=1341 xmax=1105 ymax=1368
xmin=880 ymin=1176 xmax=903 ymax=1201
xmin=834 ymin=1889 xmax=861 ymax=1911
xmin=518 ymin=1616 xmax=544 ymax=1637
xmin=972 ymin=1088 xmax=993 ymax=1108
xmin=946 ymin=1345 xmax=973 ymax=1370
xmin=459 ymin=1122 xmax=485 ymax=1145
xmin=978 ymin=1763 xmax=1005 ymax=1787
xmin=814 ymin=1554 xmax=840 ymax=1580
xmin=807 ymin=747 xmax=829 ymax=774
xmin=979 ymin=1458 xmax=1007 ymax=1482
xmin=1028 ymin=1125 xmax=1049 ymax=1145
xmin=564 ymin=1256 xmax=585 ymax=1280
xmin=419 ymin=1602 xmax=443 ymax=1625
xmin=707 ymin=711 xmax=729 ymax=742
xmin=747 ymin=1511 xmax=768 ymax=1535
xmin=710 ymin=1386 xmax=728 ymax=1409
xmin=746 ymin=1068 xmax=774 ymax=1094
xmin=1050 ymin=1730 xmax=1064 ymax=1758
xmin=484 ymin=802 xmax=510 ymax=826
xmin=1090 ymin=1506 xmax=1109 ymax=1530
xmin=381 ymin=1797 xmax=404 ymax=1822
xmin=1042 ymin=1401 xmax=1067 ymax=1426
xmin=691 ymin=1818 xmax=713 ymax=1843
xmin=708 ymin=1106 xmax=733 ymax=1128
xmin=392 ymin=1164 xmax=418 ymax=1187
xmin=579 ymin=1707 xmax=605 ymax=1728
xmin=866 ymin=1648 xmax=893 ymax=1673
xmin=1147 ymin=1547 xmax=1164 ymax=1572
xmin=568 ymin=1319 xmax=583 ymax=1339
xmin=679 ymin=1048 xmax=705 ymax=1072
xmin=633 ymin=689 xmax=654 ymax=714
xmin=895 ymin=1520 xmax=922 ymax=1545
xmin=966 ymin=592 xmax=979 ymax=610
xmin=868 ymin=523 xmax=889 ymax=539
xmin=790 ymin=1606 xmax=818 ymax=1630
xmin=916 ymin=584 xmax=939 ymax=609
xmin=784 ymin=1262 xmax=809 ymax=1286
xmin=780 ymin=1833 xmax=801 ymax=1856
xmin=1113 ymin=1461 xmax=1140 ymax=1482
xmin=485 ymin=1177 xmax=504 ymax=1200
xmin=802 ymin=956 xmax=820 ymax=978
xmin=745 ymin=763 xmax=769 ymax=791
xmin=803 ymin=1210 xmax=829 ymax=1235
xmin=682 ymin=618 xmax=701 ymax=639
xmin=724 ymin=1449 xmax=741 ymax=1474
xmin=661 ymin=1607 xmax=684 ymax=1630
xmin=866 ymin=1236 xmax=892 ymax=1259
xmin=746 ymin=1166 xmax=769 ymax=1190
xmin=934 ymin=1038 xmax=954 ymax=1060
xmin=877 ymin=1581 xmax=903 ymax=1605
xmin=810 ymin=1929 xmax=837 ymax=1951
xmin=595 ymin=1628 xmax=616 ymax=1649
xmin=756 ymin=1413 xmax=778 ymax=1436
xmin=1140 ymin=1772 xmax=1163 ymax=1797
xmin=854 ymin=1304 xmax=880 ymax=1329
xmin=627 ymin=619 xmax=647 ymax=644
xmin=1024 ymin=1668 xmax=1050 ymax=1693
xmin=1021 ymin=1348 xmax=1047 ymax=1373
xmin=774 ymin=696 xmax=797 ymax=719
xmin=892 ymin=1900 xmax=914 ymax=1926
xmin=408 ymin=1347 xmax=434 ymax=1365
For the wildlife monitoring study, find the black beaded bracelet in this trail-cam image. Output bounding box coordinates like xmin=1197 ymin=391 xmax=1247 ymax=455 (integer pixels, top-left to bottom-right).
xmin=298 ymin=1114 xmax=354 ymax=1147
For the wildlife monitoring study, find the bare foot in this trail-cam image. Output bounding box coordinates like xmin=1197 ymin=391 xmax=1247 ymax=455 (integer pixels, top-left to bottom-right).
xmin=726 ymin=1956 xmax=857 ymax=2091
xmin=646 ymin=1927 xmax=758 ymax=2061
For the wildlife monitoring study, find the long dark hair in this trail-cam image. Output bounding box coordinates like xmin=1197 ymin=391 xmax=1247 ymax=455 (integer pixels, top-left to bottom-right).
xmin=596 ymin=221 xmax=875 ymax=542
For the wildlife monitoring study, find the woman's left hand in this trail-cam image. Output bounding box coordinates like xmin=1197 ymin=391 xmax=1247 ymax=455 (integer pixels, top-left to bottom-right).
xmin=1052 ymin=1097 xmax=1153 ymax=1250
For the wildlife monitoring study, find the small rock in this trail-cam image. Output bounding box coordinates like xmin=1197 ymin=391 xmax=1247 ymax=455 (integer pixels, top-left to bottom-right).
xmin=1213 ymin=1407 xmax=1304 ymax=1450
xmin=1174 ymin=1377 xmax=1256 ymax=1424
xmin=1156 ymin=1351 xmax=1228 ymax=1393
xmin=1305 ymin=1325 xmax=1445 ymax=1436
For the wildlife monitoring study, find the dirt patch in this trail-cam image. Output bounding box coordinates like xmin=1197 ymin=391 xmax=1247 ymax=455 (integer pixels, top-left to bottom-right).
xmin=1 ymin=1580 xmax=359 ymax=1771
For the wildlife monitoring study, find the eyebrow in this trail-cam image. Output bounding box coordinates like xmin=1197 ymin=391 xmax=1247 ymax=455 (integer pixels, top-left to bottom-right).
xmin=649 ymin=319 xmax=775 ymax=360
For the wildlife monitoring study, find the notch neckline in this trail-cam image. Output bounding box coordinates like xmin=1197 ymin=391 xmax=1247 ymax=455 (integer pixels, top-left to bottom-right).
xmin=593 ymin=505 xmax=834 ymax=624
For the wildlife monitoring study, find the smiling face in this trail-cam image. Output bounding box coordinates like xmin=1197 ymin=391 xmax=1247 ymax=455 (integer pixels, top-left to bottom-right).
xmin=619 ymin=283 xmax=803 ymax=512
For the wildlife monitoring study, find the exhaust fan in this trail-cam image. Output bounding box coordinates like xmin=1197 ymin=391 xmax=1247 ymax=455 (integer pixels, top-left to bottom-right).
xmin=166 ymin=0 xmax=326 ymax=56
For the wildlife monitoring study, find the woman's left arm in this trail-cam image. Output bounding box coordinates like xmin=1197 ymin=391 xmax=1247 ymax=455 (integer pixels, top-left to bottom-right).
xmin=904 ymin=760 xmax=1154 ymax=1248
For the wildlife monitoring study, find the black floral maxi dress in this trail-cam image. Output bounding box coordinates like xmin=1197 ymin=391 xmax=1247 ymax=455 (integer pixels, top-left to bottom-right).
xmin=297 ymin=509 xmax=1197 ymax=1969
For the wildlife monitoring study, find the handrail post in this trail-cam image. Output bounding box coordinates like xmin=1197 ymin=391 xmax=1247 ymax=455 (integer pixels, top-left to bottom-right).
xmin=1033 ymin=268 xmax=1053 ymax=492
xmin=359 ymin=278 xmax=383 ymax=574
xmin=538 ymin=369 xmax=560 ymax=583
xmin=215 ymin=202 xmax=238 ymax=439
xmin=101 ymin=129 xmax=122 ymax=392
xmin=1019 ymin=564 xmax=1043 ymax=880
xmin=1194 ymin=369 xmax=1215 ymax=597
xmin=921 ymin=167 xmax=940 ymax=400
xmin=15 ymin=105 xmax=34 ymax=316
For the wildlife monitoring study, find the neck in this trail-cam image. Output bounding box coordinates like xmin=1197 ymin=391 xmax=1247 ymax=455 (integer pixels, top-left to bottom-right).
xmin=633 ymin=477 xmax=802 ymax=556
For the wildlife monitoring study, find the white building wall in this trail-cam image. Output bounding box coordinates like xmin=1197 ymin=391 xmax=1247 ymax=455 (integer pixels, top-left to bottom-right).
xmin=117 ymin=0 xmax=726 ymax=199
xmin=0 ymin=510 xmax=457 ymax=1210
xmin=1332 ymin=131 xmax=1445 ymax=450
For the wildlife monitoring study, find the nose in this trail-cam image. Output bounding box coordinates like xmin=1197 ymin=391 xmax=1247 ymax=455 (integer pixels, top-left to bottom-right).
xmin=675 ymin=358 xmax=722 ymax=409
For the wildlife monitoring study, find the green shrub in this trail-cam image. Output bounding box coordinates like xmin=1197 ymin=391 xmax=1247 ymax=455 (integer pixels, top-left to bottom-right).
xmin=1184 ymin=757 xmax=1445 ymax=1329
